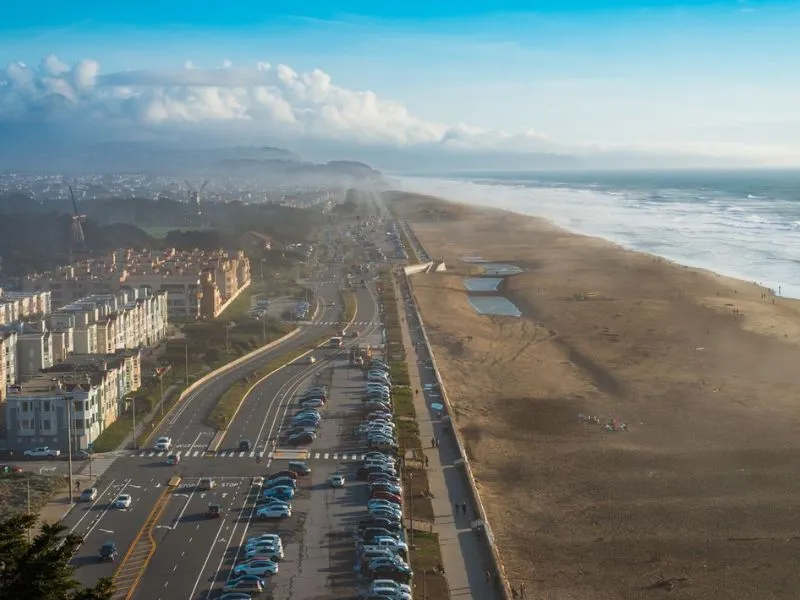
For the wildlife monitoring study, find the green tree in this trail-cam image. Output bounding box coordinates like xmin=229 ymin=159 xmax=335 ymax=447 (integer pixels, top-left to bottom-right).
xmin=0 ymin=514 xmax=113 ymax=600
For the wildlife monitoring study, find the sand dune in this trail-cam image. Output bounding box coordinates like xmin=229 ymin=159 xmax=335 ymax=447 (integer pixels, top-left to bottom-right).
xmin=387 ymin=191 xmax=800 ymax=600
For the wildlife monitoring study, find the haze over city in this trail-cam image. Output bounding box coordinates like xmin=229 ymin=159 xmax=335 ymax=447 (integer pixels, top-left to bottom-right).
xmin=4 ymin=0 xmax=800 ymax=170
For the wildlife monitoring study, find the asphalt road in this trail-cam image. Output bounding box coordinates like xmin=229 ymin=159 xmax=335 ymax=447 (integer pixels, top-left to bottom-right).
xmin=63 ymin=222 xmax=392 ymax=600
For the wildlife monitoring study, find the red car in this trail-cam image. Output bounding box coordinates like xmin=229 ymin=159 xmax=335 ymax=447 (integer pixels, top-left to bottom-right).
xmin=370 ymin=491 xmax=402 ymax=505
xmin=0 ymin=465 xmax=23 ymax=474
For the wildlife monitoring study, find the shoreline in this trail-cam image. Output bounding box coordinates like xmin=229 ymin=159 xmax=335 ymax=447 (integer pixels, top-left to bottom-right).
xmin=395 ymin=176 xmax=800 ymax=299
xmin=387 ymin=190 xmax=800 ymax=599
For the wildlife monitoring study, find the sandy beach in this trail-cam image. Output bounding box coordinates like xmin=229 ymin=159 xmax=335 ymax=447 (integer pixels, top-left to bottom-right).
xmin=386 ymin=191 xmax=800 ymax=600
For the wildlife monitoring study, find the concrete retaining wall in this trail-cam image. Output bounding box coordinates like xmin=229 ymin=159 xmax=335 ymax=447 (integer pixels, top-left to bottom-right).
xmin=403 ymin=262 xmax=433 ymax=276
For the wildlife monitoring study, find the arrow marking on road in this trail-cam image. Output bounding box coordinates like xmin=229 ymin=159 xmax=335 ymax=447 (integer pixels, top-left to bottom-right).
xmin=98 ymin=529 xmax=114 ymax=534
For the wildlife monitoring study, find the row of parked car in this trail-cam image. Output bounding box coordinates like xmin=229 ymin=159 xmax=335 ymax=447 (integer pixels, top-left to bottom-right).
xmin=361 ymin=360 xmax=398 ymax=453
xmin=283 ymin=385 xmax=328 ymax=446
xmin=355 ymin=450 xmax=413 ymax=599
xmin=219 ymin=462 xmax=313 ymax=599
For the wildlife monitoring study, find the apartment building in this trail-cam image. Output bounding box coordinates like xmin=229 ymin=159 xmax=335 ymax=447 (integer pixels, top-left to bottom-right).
xmin=4 ymin=349 xmax=142 ymax=452
xmin=0 ymin=330 xmax=18 ymax=403
xmin=23 ymin=248 xmax=251 ymax=320
xmin=0 ymin=290 xmax=52 ymax=327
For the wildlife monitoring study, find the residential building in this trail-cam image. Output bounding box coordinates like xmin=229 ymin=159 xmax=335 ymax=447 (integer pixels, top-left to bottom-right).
xmin=16 ymin=323 xmax=54 ymax=378
xmin=23 ymin=248 xmax=250 ymax=320
xmin=4 ymin=349 xmax=142 ymax=452
xmin=0 ymin=330 xmax=18 ymax=403
xmin=0 ymin=290 xmax=52 ymax=326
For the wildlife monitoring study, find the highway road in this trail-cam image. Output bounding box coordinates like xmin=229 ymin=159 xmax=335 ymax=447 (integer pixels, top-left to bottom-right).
xmin=63 ymin=216 xmax=393 ymax=600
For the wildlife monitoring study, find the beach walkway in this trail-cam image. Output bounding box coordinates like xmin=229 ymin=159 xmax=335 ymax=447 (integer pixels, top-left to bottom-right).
xmin=394 ymin=270 xmax=505 ymax=600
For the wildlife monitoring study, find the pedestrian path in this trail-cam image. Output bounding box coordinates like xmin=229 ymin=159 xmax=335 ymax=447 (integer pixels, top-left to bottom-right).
xmin=395 ymin=269 xmax=502 ymax=600
xmin=129 ymin=449 xmax=367 ymax=461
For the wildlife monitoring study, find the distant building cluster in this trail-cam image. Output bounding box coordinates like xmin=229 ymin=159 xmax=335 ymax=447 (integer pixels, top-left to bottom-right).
xmin=1 ymin=288 xmax=169 ymax=453
xmin=23 ymin=248 xmax=251 ymax=320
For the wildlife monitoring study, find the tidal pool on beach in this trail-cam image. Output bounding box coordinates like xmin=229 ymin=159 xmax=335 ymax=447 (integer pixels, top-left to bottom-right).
xmin=463 ymin=277 xmax=503 ymax=291
xmin=467 ymin=296 xmax=522 ymax=317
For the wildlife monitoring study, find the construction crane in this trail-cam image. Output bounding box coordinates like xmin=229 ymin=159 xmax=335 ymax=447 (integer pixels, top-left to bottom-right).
xmin=185 ymin=180 xmax=209 ymax=214
xmin=69 ymin=185 xmax=88 ymax=263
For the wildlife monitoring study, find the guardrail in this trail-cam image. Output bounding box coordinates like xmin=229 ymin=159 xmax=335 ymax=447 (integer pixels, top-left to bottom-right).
xmin=400 ymin=264 xmax=512 ymax=599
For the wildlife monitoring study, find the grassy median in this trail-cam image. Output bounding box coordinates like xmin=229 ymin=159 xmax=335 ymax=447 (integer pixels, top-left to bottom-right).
xmin=206 ymin=334 xmax=332 ymax=430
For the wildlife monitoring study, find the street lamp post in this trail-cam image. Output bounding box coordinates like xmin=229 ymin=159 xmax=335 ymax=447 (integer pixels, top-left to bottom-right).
xmin=159 ymin=373 xmax=165 ymax=417
xmin=65 ymin=395 xmax=75 ymax=505
xmin=131 ymin=395 xmax=137 ymax=451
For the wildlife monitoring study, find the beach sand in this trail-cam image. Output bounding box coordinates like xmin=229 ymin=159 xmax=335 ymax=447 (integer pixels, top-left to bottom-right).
xmin=386 ymin=191 xmax=800 ymax=600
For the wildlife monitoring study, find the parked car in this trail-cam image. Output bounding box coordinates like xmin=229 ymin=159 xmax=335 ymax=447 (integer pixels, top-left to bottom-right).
xmin=262 ymin=486 xmax=294 ymax=501
xmin=264 ymin=477 xmax=297 ymax=490
xmin=288 ymin=461 xmax=311 ymax=475
xmin=256 ymin=505 xmax=291 ymax=519
xmin=328 ymin=473 xmax=345 ymax=488
xmin=222 ymin=579 xmax=265 ymax=595
xmin=287 ymin=432 xmax=316 ymax=446
xmin=267 ymin=470 xmax=298 ymax=481
xmin=23 ymin=447 xmax=60 ymax=459
xmin=232 ymin=560 xmax=279 ymax=577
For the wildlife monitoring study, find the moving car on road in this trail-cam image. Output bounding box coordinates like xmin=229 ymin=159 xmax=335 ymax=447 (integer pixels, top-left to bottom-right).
xmin=80 ymin=487 xmax=98 ymax=502
xmin=166 ymin=453 xmax=180 ymax=465
xmin=99 ymin=541 xmax=118 ymax=562
xmin=207 ymin=503 xmax=222 ymax=518
xmin=113 ymin=494 xmax=132 ymax=509
xmin=199 ymin=477 xmax=216 ymax=491
xmin=329 ymin=473 xmax=345 ymax=488
xmin=238 ymin=439 xmax=252 ymax=452
xmin=154 ymin=437 xmax=172 ymax=451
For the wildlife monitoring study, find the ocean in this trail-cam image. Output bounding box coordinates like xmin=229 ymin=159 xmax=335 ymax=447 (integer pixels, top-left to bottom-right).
xmin=396 ymin=169 xmax=800 ymax=299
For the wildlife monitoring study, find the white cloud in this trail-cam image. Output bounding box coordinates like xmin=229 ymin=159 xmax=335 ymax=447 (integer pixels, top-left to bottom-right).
xmin=0 ymin=55 xmax=555 ymax=154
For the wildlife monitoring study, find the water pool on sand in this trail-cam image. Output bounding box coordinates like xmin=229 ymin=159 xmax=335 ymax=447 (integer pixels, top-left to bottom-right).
xmin=481 ymin=263 xmax=523 ymax=276
xmin=463 ymin=277 xmax=503 ymax=291
xmin=468 ymin=296 xmax=522 ymax=317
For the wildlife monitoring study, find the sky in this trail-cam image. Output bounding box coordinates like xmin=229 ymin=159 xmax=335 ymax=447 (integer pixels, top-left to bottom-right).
xmin=3 ymin=0 xmax=800 ymax=169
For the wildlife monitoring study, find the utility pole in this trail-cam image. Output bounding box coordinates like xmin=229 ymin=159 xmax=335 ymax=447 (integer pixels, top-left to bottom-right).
xmin=66 ymin=395 xmax=74 ymax=505
xmin=184 ymin=344 xmax=189 ymax=387
xmin=409 ymin=471 xmax=415 ymax=547
xmin=131 ymin=396 xmax=137 ymax=451
xmin=159 ymin=373 xmax=165 ymax=417
xmin=26 ymin=477 xmax=31 ymax=543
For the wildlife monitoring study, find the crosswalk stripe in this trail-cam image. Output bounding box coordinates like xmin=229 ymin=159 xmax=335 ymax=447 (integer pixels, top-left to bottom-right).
xmin=313 ymin=452 xmax=320 ymax=459
xmin=239 ymin=452 xmax=246 ymax=458
xmin=324 ymin=453 xmax=329 ymax=459
xmin=176 ymin=451 xmax=182 ymax=457
xmin=194 ymin=450 xmax=200 ymax=457
xmin=157 ymin=451 xmax=165 ymax=457
xmin=332 ymin=453 xmax=338 ymax=459
xmin=249 ymin=451 xmax=255 ymax=458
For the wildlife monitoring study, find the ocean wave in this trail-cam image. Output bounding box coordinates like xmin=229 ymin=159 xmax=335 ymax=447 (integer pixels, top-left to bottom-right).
xmin=399 ymin=176 xmax=800 ymax=298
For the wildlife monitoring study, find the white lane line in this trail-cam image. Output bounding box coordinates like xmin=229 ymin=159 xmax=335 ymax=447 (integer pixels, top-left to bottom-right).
xmin=193 ymin=450 xmax=200 ymax=457
xmin=187 ymin=492 xmax=234 ymax=600
xmin=81 ymin=479 xmax=133 ymax=540
xmin=170 ymin=480 xmax=201 ymax=530
xmin=157 ymin=451 xmax=165 ymax=457
xmin=68 ymin=479 xmax=117 ymax=534
xmin=204 ymin=486 xmax=259 ymax=599
xmin=185 ymin=431 xmax=203 ymax=457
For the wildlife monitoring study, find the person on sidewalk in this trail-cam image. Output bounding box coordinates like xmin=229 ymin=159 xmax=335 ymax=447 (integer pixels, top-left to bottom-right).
xmin=461 ymin=501 xmax=468 ymax=517
xmin=424 ymin=455 xmax=429 ymax=467
xmin=454 ymin=502 xmax=460 ymax=516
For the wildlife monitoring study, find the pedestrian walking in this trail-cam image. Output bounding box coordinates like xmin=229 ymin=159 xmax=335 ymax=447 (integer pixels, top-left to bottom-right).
xmin=485 ymin=570 xmax=491 ymax=583
xmin=461 ymin=502 xmax=467 ymax=516
xmin=454 ymin=502 xmax=460 ymax=516
xmin=424 ymin=455 xmax=429 ymax=467
xmin=431 ymin=437 xmax=436 ymax=448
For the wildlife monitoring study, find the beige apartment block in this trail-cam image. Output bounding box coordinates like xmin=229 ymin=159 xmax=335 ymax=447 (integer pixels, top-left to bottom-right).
xmin=23 ymin=248 xmax=250 ymax=320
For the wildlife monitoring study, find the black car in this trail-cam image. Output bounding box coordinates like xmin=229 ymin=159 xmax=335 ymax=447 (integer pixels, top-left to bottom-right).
xmin=371 ymin=564 xmax=412 ymax=584
xmin=287 ymin=432 xmax=315 ymax=446
xmin=358 ymin=517 xmax=402 ymax=532
xmin=360 ymin=528 xmax=400 ymax=543
xmin=99 ymin=541 xmax=118 ymax=562
xmin=287 ymin=461 xmax=311 ymax=475
xmin=286 ymin=426 xmax=317 ymax=437
xmin=238 ymin=439 xmax=252 ymax=452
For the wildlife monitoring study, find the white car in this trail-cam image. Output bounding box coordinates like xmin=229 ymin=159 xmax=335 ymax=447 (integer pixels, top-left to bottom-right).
xmin=257 ymin=505 xmax=291 ymax=519
xmin=372 ymin=579 xmax=413 ymax=599
xmin=233 ymin=560 xmax=279 ymax=577
xmin=113 ymin=494 xmax=132 ymax=509
xmin=247 ymin=535 xmax=283 ymax=548
xmin=154 ymin=436 xmax=172 ymax=451
xmin=300 ymin=399 xmax=325 ymax=409
xmin=252 ymin=476 xmax=264 ymax=487
xmin=329 ymin=473 xmax=345 ymax=488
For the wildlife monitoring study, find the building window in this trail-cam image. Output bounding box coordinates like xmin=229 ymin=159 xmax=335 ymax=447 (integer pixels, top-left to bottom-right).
xmin=43 ymin=401 xmax=51 ymax=412
xmin=21 ymin=401 xmax=30 ymax=413
xmin=74 ymin=419 xmax=83 ymax=431
xmin=73 ymin=401 xmax=82 ymax=413
xmin=42 ymin=419 xmax=51 ymax=430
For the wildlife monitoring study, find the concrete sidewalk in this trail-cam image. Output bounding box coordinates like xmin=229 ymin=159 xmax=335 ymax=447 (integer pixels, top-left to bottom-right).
xmin=394 ymin=272 xmax=503 ymax=600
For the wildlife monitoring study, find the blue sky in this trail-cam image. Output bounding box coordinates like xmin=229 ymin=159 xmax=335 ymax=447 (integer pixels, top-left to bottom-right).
xmin=3 ymin=1 xmax=800 ymax=166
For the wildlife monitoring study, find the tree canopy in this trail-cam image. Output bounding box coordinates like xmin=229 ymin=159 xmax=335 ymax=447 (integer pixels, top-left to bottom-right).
xmin=0 ymin=514 xmax=113 ymax=600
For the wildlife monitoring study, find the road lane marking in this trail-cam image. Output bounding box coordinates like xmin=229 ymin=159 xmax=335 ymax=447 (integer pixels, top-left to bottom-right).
xmin=68 ymin=478 xmax=118 ymax=534
xmin=185 ymin=431 xmax=203 ymax=457
xmin=239 ymin=452 xmax=246 ymax=458
xmin=157 ymin=451 xmax=165 ymax=457
xmin=193 ymin=450 xmax=200 ymax=457
xmin=81 ymin=480 xmax=134 ymax=540
xmin=324 ymin=453 xmax=329 ymax=459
